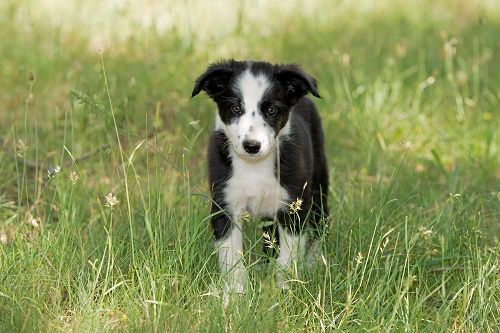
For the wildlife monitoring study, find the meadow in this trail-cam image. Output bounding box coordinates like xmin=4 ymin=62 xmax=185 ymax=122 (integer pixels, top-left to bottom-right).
xmin=0 ymin=0 xmax=498 ymax=331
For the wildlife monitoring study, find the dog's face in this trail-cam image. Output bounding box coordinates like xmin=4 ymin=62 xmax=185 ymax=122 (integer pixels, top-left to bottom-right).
xmin=192 ymin=60 xmax=320 ymax=160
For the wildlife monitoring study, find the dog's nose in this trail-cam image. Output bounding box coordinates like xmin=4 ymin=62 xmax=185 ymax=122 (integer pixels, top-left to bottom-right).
xmin=242 ymin=140 xmax=261 ymax=154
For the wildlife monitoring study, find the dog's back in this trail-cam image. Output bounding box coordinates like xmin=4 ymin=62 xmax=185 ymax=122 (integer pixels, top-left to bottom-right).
xmin=279 ymin=96 xmax=329 ymax=233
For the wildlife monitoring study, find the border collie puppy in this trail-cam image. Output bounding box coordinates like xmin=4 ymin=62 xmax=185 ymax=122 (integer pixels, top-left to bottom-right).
xmin=192 ymin=60 xmax=328 ymax=297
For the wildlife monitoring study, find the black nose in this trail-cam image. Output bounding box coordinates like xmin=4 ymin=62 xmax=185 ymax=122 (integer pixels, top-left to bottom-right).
xmin=242 ymin=140 xmax=261 ymax=154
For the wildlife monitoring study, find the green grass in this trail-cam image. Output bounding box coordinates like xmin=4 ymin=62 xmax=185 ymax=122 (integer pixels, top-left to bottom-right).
xmin=0 ymin=0 xmax=499 ymax=331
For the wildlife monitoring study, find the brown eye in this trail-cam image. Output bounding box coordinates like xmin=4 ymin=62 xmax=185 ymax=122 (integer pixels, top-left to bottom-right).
xmin=266 ymin=106 xmax=277 ymax=116
xmin=231 ymin=104 xmax=241 ymax=115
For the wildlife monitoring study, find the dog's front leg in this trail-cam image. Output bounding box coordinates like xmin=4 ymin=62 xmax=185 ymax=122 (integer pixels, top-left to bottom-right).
xmin=216 ymin=222 xmax=246 ymax=296
xmin=212 ymin=211 xmax=247 ymax=302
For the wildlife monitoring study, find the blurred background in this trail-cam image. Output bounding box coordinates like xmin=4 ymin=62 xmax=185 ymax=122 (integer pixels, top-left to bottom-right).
xmin=0 ymin=0 xmax=499 ymax=331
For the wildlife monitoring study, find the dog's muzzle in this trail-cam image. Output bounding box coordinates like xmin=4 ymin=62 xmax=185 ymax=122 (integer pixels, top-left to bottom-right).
xmin=242 ymin=140 xmax=261 ymax=154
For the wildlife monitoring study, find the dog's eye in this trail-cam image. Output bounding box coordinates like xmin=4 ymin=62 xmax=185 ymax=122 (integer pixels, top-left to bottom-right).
xmin=231 ymin=104 xmax=241 ymax=115
xmin=266 ymin=106 xmax=277 ymax=116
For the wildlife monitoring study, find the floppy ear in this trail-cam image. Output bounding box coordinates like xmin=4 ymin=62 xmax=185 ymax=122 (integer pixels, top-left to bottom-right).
xmin=191 ymin=62 xmax=234 ymax=98
xmin=276 ymin=64 xmax=320 ymax=104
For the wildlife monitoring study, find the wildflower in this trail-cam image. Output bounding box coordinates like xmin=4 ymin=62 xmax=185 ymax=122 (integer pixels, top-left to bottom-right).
xmin=16 ymin=139 xmax=28 ymax=157
xmin=379 ymin=237 xmax=390 ymax=253
xmin=69 ymin=171 xmax=79 ymax=185
xmin=239 ymin=210 xmax=251 ymax=223
xmin=355 ymin=252 xmax=364 ymax=266
xmin=28 ymin=72 xmax=35 ymax=81
xmin=263 ymin=231 xmax=277 ymax=249
xmin=289 ymin=198 xmax=303 ymax=214
xmin=447 ymin=193 xmax=461 ymax=202
xmin=47 ymin=165 xmax=62 ymax=179
xmin=104 ymin=192 xmax=119 ymax=209
xmin=418 ymin=226 xmax=433 ymax=240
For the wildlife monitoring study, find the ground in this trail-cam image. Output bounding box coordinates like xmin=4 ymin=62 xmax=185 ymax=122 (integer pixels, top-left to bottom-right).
xmin=0 ymin=0 xmax=499 ymax=332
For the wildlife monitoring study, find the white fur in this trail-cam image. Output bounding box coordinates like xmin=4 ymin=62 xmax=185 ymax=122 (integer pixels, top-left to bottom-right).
xmin=306 ymin=238 xmax=321 ymax=268
xmin=276 ymin=225 xmax=307 ymax=289
xmin=224 ymin=70 xmax=275 ymax=159
xmin=215 ymin=111 xmax=224 ymax=130
xmin=224 ymin=150 xmax=289 ymax=218
xmin=216 ymin=222 xmax=246 ymax=296
xmin=277 ymin=225 xmax=307 ymax=268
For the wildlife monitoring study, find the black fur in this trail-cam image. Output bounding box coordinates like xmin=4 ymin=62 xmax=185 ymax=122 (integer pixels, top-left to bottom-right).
xmin=277 ymin=97 xmax=329 ymax=236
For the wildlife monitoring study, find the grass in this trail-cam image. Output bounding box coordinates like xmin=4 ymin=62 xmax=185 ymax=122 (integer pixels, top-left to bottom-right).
xmin=0 ymin=0 xmax=499 ymax=331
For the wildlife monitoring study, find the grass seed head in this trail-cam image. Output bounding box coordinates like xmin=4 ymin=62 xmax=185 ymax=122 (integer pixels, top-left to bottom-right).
xmin=104 ymin=192 xmax=119 ymax=209
xmin=239 ymin=210 xmax=251 ymax=223
xmin=418 ymin=226 xmax=433 ymax=240
xmin=355 ymin=252 xmax=364 ymax=266
xmin=69 ymin=171 xmax=79 ymax=185
xmin=16 ymin=139 xmax=28 ymax=158
xmin=263 ymin=231 xmax=277 ymax=249
xmin=47 ymin=165 xmax=62 ymax=179
xmin=289 ymin=198 xmax=303 ymax=214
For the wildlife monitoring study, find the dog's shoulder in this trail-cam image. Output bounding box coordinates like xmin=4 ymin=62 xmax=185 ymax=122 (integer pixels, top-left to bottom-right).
xmin=290 ymin=97 xmax=320 ymax=125
xmin=207 ymin=130 xmax=232 ymax=183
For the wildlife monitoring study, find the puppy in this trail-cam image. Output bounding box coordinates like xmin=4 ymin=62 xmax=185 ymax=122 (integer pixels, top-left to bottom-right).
xmin=192 ymin=60 xmax=328 ymax=297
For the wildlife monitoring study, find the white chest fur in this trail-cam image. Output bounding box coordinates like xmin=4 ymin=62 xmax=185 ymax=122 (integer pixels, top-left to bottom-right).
xmin=224 ymin=151 xmax=290 ymax=218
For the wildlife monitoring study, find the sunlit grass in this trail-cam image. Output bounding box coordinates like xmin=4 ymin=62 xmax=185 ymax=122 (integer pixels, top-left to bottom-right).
xmin=0 ymin=0 xmax=499 ymax=332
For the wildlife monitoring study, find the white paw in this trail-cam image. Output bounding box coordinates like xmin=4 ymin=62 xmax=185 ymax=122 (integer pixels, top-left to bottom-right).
xmin=276 ymin=270 xmax=291 ymax=291
xmin=306 ymin=238 xmax=322 ymax=268
xmin=222 ymin=280 xmax=245 ymax=306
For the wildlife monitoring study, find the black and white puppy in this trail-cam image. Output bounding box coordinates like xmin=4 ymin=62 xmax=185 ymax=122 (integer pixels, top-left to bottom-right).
xmin=192 ymin=60 xmax=328 ymax=296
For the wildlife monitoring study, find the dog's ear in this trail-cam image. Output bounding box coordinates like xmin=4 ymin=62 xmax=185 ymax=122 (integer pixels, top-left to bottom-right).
xmin=192 ymin=62 xmax=235 ymax=98
xmin=276 ymin=64 xmax=320 ymax=104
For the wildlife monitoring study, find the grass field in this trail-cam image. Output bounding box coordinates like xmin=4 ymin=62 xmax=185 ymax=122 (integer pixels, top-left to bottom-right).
xmin=0 ymin=0 xmax=499 ymax=331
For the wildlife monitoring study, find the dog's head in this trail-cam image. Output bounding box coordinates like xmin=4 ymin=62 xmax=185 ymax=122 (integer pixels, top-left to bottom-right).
xmin=192 ymin=60 xmax=320 ymax=160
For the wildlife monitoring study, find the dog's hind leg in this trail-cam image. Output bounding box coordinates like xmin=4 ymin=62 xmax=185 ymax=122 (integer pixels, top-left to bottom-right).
xmin=275 ymin=208 xmax=309 ymax=289
xmin=307 ymin=182 xmax=329 ymax=267
xmin=309 ymin=183 xmax=329 ymax=237
xmin=275 ymin=224 xmax=307 ymax=289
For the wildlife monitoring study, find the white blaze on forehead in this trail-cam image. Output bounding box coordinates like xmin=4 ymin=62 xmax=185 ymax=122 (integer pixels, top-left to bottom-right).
xmin=236 ymin=70 xmax=270 ymax=113
xmin=216 ymin=68 xmax=278 ymax=159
